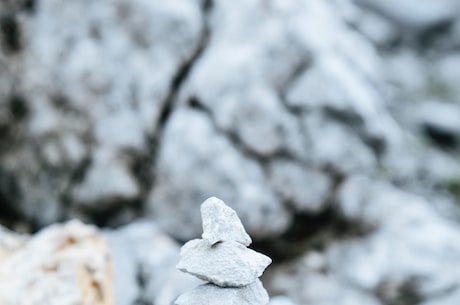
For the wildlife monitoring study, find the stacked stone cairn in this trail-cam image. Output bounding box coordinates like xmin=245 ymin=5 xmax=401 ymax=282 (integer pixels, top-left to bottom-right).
xmin=175 ymin=197 xmax=272 ymax=305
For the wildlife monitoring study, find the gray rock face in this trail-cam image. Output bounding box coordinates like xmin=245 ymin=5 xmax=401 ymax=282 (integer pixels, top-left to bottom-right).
xmin=177 ymin=239 xmax=271 ymax=287
xmin=147 ymin=109 xmax=291 ymax=240
xmin=332 ymin=177 xmax=460 ymax=296
xmin=201 ymin=197 xmax=252 ymax=246
xmin=0 ymin=0 xmax=204 ymax=226
xmin=265 ymin=176 xmax=460 ymax=305
xmin=148 ymin=0 xmax=400 ymax=241
xmin=175 ymin=279 xmax=269 ymax=305
xmin=268 ymin=160 xmax=333 ymax=213
xmin=268 ymin=296 xmax=298 ymax=305
xmin=105 ymin=220 xmax=202 ymax=305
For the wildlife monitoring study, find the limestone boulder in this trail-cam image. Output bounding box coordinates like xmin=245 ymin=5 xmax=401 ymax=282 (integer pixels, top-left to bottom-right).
xmin=0 ymin=220 xmax=113 ymax=305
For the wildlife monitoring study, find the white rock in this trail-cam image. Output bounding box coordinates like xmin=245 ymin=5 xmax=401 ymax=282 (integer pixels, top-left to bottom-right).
xmin=266 ymin=262 xmax=381 ymax=305
xmin=0 ymin=220 xmax=113 ymax=305
xmin=201 ymin=197 xmax=252 ymax=246
xmin=175 ymin=279 xmax=269 ymax=305
xmin=0 ymin=226 xmax=28 ymax=262
xmin=72 ymin=149 xmax=140 ymax=208
xmin=304 ymin=113 xmax=377 ymax=175
xmin=268 ymin=161 xmax=332 ymax=213
xmin=177 ymin=239 xmax=272 ymax=287
xmin=268 ymin=296 xmax=298 ymax=305
xmin=435 ymin=54 xmax=460 ymax=100
xmin=105 ymin=220 xmax=202 ymax=305
xmin=331 ymin=177 xmax=460 ymax=297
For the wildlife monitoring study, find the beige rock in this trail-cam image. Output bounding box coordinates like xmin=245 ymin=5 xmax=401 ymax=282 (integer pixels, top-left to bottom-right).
xmin=0 ymin=220 xmax=113 ymax=305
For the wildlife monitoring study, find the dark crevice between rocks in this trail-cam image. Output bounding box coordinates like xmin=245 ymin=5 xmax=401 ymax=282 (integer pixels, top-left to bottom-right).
xmin=130 ymin=152 xmax=154 ymax=196
xmin=324 ymin=106 xmax=387 ymax=159
xmin=252 ymin=205 xmax=372 ymax=263
xmin=187 ymin=95 xmax=304 ymax=174
xmin=51 ymin=93 xmax=80 ymax=115
xmin=148 ymin=0 xmax=214 ymax=192
xmin=76 ymin=198 xmax=144 ymax=228
xmin=422 ymin=123 xmax=458 ymax=151
xmin=347 ymin=19 xmax=404 ymax=53
xmin=323 ymin=106 xmax=365 ymax=129
xmin=47 ymin=0 xmax=214 ymax=231
xmin=156 ymin=0 xmax=213 ymax=130
xmin=415 ymin=20 xmax=454 ymax=51
xmin=59 ymin=156 xmax=93 ymax=219
xmin=182 ymin=36 xmax=313 ymax=169
xmin=252 ymin=174 xmax=373 ymax=263
xmin=355 ymin=1 xmax=455 ymax=52
xmin=0 ymin=169 xmax=30 ymax=232
xmin=0 ymin=13 xmax=22 ymax=54
xmin=8 ymin=93 xmax=29 ymax=121
xmin=277 ymin=56 xmax=312 ymax=116
xmin=187 ymin=96 xmax=275 ymax=168
xmin=21 ymin=0 xmax=36 ymax=13
xmin=134 ymin=263 xmax=154 ymax=305
xmin=375 ymin=278 xmax=424 ymax=305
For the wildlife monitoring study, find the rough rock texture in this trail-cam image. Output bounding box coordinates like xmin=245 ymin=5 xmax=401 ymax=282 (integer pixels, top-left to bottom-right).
xmin=201 ymin=197 xmax=252 ymax=246
xmin=0 ymin=220 xmax=113 ymax=305
xmin=177 ymin=239 xmax=271 ymax=287
xmin=148 ymin=108 xmax=291 ymax=240
xmin=268 ymin=160 xmax=333 ymax=213
xmin=264 ymin=176 xmax=460 ymax=305
xmin=0 ymin=0 xmax=204 ymax=227
xmin=149 ymin=0 xmax=399 ymax=240
xmin=175 ymin=279 xmax=269 ymax=305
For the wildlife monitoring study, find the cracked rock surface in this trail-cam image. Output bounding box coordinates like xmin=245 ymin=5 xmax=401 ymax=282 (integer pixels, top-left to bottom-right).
xmin=0 ymin=0 xmax=204 ymax=227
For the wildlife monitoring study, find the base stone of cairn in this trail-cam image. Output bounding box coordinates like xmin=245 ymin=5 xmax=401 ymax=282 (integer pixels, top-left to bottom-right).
xmin=175 ymin=197 xmax=272 ymax=305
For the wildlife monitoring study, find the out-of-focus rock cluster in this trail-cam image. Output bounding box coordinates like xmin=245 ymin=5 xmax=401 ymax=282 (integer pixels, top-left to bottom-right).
xmin=1 ymin=0 xmax=460 ymax=304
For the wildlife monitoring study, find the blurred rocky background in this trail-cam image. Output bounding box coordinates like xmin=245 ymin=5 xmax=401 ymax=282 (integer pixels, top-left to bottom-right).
xmin=1 ymin=0 xmax=460 ymax=304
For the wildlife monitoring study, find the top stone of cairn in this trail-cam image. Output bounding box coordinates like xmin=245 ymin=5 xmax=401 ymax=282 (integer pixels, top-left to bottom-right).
xmin=201 ymin=197 xmax=252 ymax=246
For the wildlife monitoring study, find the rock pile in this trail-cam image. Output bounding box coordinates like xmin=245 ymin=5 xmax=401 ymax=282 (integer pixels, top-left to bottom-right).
xmin=175 ymin=197 xmax=272 ymax=305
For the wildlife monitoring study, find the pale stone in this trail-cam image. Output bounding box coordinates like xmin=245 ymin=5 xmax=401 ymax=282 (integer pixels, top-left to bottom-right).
xmin=0 ymin=227 xmax=28 ymax=263
xmin=201 ymin=197 xmax=252 ymax=246
xmin=268 ymin=296 xmax=298 ymax=305
xmin=105 ymin=220 xmax=202 ymax=305
xmin=177 ymin=239 xmax=271 ymax=287
xmin=175 ymin=279 xmax=269 ymax=305
xmin=0 ymin=220 xmax=113 ymax=305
